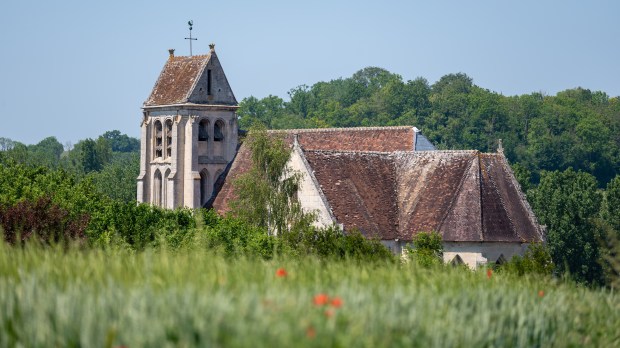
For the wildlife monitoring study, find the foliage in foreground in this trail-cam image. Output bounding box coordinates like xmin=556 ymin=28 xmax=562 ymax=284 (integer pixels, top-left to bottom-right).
xmin=405 ymin=231 xmax=444 ymax=268
xmin=0 ymin=245 xmax=618 ymax=347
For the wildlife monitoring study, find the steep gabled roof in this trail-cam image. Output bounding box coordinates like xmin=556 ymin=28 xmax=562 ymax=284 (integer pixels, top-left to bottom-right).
xmin=144 ymin=49 xmax=237 ymax=107
xmin=302 ymin=151 xmax=399 ymax=240
xmin=209 ymin=127 xmax=542 ymax=243
xmin=302 ymin=150 xmax=543 ymax=243
xmin=211 ymin=127 xmax=417 ymax=213
xmin=210 ymin=143 xmax=251 ymax=214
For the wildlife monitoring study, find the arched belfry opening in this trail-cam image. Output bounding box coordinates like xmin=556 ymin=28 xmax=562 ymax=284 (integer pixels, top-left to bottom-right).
xmin=200 ymin=169 xmax=210 ymax=206
xmin=214 ymin=120 xmax=225 ymax=142
xmin=153 ymin=169 xmax=162 ymax=206
xmin=165 ymin=120 xmax=173 ymax=158
xmin=163 ymin=168 xmax=171 ymax=208
xmin=154 ymin=120 xmax=163 ymax=158
xmin=198 ymin=119 xmax=209 ymax=142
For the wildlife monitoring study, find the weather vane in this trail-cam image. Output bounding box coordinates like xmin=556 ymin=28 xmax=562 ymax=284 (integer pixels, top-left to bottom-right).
xmin=185 ymin=20 xmax=197 ymax=56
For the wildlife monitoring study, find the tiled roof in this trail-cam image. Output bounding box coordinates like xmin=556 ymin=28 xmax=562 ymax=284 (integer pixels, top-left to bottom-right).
xmin=303 ymin=150 xmax=542 ymax=242
xmin=303 ymin=151 xmax=399 ymax=240
xmin=145 ymin=51 xmax=237 ymax=107
xmin=212 ymin=127 xmax=417 ymax=213
xmin=144 ymin=55 xmax=210 ymax=106
xmin=272 ymin=126 xmax=416 ymax=152
xmin=209 ymin=127 xmax=542 ymax=243
xmin=210 ymin=143 xmax=252 ymax=213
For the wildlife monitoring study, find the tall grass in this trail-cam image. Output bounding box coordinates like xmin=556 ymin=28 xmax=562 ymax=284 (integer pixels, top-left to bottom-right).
xmin=0 ymin=243 xmax=618 ymax=347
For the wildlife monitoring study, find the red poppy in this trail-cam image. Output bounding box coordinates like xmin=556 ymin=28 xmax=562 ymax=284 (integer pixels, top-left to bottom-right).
xmin=313 ymin=293 xmax=329 ymax=306
xmin=330 ymin=297 xmax=343 ymax=308
xmin=306 ymin=326 xmax=316 ymax=339
xmin=487 ymin=269 xmax=493 ymax=279
xmin=538 ymin=290 xmax=545 ymax=298
xmin=275 ymin=268 xmax=287 ymax=277
xmin=324 ymin=309 xmax=334 ymax=318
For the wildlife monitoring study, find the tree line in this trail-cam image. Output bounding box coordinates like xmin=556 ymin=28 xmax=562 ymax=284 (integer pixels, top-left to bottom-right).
xmin=238 ymin=67 xmax=620 ymax=187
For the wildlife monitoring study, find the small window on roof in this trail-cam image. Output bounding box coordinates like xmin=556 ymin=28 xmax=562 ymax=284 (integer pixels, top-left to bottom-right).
xmin=207 ymin=70 xmax=212 ymax=95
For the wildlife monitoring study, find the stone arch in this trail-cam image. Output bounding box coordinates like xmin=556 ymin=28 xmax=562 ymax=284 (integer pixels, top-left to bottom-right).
xmin=495 ymin=254 xmax=507 ymax=266
xmin=450 ymin=254 xmax=465 ymax=267
xmin=213 ymin=119 xmax=226 ymax=158
xmin=214 ymin=119 xmax=225 ymax=142
xmin=163 ymin=168 xmax=171 ymax=208
xmin=153 ymin=169 xmax=162 ymax=206
xmin=153 ymin=120 xmax=163 ymax=158
xmin=200 ymin=169 xmax=210 ymax=207
xmin=164 ymin=119 xmax=173 ymax=158
xmin=198 ymin=119 xmax=209 ymax=142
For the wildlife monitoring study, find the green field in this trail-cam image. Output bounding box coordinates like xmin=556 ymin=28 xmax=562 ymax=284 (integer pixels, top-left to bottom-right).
xmin=1 ymin=244 xmax=618 ymax=347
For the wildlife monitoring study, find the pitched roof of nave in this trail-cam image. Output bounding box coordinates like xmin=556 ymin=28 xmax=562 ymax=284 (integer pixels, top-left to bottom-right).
xmin=211 ymin=126 xmax=423 ymax=213
xmin=209 ymin=127 xmax=542 ymax=243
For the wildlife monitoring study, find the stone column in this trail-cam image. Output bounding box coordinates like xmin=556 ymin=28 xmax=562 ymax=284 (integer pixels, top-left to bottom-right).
xmin=184 ymin=115 xmax=201 ymax=208
xmin=137 ymin=115 xmax=149 ymax=203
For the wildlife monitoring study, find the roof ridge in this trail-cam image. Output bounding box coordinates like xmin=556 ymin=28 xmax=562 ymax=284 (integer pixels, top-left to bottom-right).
xmin=268 ymin=126 xmax=415 ymax=133
xmin=484 ymin=157 xmax=519 ymax=240
xmin=436 ymin=154 xmax=477 ymax=235
xmin=170 ymin=54 xmax=211 ymax=59
xmin=496 ymin=152 xmax=545 ymax=241
xmin=302 ymin=149 xmax=394 ymax=156
xmin=302 ymin=149 xmax=485 ymax=157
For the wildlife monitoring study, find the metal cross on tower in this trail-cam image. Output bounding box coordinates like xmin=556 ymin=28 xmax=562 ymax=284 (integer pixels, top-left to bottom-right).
xmin=185 ymin=20 xmax=197 ymax=56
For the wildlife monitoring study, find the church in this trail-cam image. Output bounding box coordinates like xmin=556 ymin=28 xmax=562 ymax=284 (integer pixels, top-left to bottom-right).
xmin=138 ymin=46 xmax=545 ymax=268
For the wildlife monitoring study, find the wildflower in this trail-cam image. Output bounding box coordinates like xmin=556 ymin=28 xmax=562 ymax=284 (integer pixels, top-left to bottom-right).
xmin=324 ymin=309 xmax=334 ymax=318
xmin=313 ymin=293 xmax=329 ymax=306
xmin=306 ymin=326 xmax=316 ymax=339
xmin=330 ymin=297 xmax=343 ymax=308
xmin=487 ymin=269 xmax=493 ymax=279
xmin=538 ymin=290 xmax=545 ymax=298
xmin=275 ymin=268 xmax=287 ymax=278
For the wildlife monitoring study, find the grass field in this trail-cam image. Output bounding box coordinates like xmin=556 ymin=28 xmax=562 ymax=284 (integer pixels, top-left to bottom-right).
xmin=0 ymin=244 xmax=619 ymax=347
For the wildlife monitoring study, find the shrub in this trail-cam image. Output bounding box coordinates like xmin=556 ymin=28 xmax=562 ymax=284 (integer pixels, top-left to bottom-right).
xmin=499 ymin=243 xmax=554 ymax=276
xmin=0 ymin=197 xmax=88 ymax=245
xmin=406 ymin=231 xmax=443 ymax=268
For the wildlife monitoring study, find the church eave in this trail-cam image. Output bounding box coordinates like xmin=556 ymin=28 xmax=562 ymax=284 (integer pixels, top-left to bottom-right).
xmin=142 ymin=103 xmax=239 ymax=111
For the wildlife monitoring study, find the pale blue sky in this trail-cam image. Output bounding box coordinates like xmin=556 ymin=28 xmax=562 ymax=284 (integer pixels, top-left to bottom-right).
xmin=1 ymin=0 xmax=618 ymax=145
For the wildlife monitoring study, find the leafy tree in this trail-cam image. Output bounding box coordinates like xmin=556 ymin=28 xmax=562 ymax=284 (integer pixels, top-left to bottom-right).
xmin=231 ymin=125 xmax=312 ymax=236
xmin=530 ymin=168 xmax=604 ymax=284
xmin=101 ymin=130 xmax=140 ymax=152
xmin=406 ymin=231 xmax=443 ymax=268
xmin=71 ymin=137 xmax=112 ymax=174
xmin=603 ymin=175 xmax=620 ymax=232
xmin=0 ymin=137 xmax=15 ymax=151
xmin=90 ymin=152 xmax=139 ymax=202
xmin=500 ymin=243 xmax=554 ymax=276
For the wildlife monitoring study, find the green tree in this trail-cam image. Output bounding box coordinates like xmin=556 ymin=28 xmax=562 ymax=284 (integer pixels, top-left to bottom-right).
xmin=231 ymin=125 xmax=313 ymax=237
xmin=406 ymin=231 xmax=443 ymax=268
xmin=90 ymin=152 xmax=139 ymax=202
xmin=530 ymin=168 xmax=603 ymax=284
xmin=101 ymin=130 xmax=140 ymax=153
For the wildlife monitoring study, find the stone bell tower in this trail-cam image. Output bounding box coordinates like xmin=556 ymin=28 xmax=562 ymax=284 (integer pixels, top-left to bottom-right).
xmin=137 ymin=44 xmax=239 ymax=208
